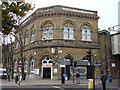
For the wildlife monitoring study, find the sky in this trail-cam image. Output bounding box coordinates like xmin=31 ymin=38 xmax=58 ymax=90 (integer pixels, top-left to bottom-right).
xmin=26 ymin=0 xmax=120 ymax=30
xmin=0 ymin=0 xmax=120 ymax=45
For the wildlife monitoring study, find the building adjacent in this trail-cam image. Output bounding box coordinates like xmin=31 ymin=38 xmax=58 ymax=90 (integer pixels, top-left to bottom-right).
xmin=0 ymin=46 xmax=3 ymax=68
xmin=13 ymin=5 xmax=101 ymax=79
xmin=110 ymin=33 xmax=120 ymax=79
xmin=118 ymin=1 xmax=120 ymax=27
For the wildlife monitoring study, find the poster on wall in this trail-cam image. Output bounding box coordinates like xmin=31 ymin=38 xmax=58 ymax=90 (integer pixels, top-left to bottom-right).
xmin=34 ymin=69 xmax=39 ymax=74
xmin=54 ymin=68 xmax=57 ymax=73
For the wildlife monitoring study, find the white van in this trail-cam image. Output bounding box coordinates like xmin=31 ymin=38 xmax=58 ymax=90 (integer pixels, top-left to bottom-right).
xmin=0 ymin=68 xmax=7 ymax=79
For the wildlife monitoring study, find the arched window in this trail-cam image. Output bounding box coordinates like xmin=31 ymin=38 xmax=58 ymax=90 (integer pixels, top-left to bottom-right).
xmin=31 ymin=29 xmax=36 ymax=43
xmin=25 ymin=33 xmax=29 ymax=45
xmin=14 ymin=61 xmax=17 ymax=72
xmin=69 ymin=26 xmax=74 ymax=39
xmin=81 ymin=28 xmax=92 ymax=41
xmin=42 ymin=56 xmax=52 ymax=65
xmin=64 ymin=26 xmax=68 ymax=39
xmin=63 ymin=22 xmax=74 ymax=40
xmin=24 ymin=60 xmax=28 ymax=72
xmin=42 ymin=26 xmax=53 ymax=40
xmin=63 ymin=56 xmax=73 ymax=61
xmin=30 ymin=58 xmax=35 ymax=73
xmin=42 ymin=21 xmax=54 ymax=40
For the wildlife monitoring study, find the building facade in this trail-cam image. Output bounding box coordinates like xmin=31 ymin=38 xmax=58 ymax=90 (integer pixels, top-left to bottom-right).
xmin=118 ymin=1 xmax=120 ymax=27
xmin=98 ymin=30 xmax=112 ymax=76
xmin=110 ymin=33 xmax=120 ymax=79
xmin=13 ymin=5 xmax=100 ymax=79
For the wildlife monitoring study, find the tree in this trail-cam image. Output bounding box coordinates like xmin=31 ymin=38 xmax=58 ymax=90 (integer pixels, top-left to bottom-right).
xmin=2 ymin=1 xmax=34 ymax=34
xmin=2 ymin=1 xmax=34 ymax=79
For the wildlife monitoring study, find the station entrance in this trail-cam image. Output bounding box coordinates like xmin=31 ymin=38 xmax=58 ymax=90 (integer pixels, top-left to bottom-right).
xmin=43 ymin=68 xmax=51 ymax=79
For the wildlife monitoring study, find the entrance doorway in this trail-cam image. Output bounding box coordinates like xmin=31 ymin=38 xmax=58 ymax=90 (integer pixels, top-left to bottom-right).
xmin=66 ymin=65 xmax=70 ymax=80
xmin=43 ymin=68 xmax=51 ymax=79
xmin=42 ymin=56 xmax=53 ymax=79
xmin=63 ymin=55 xmax=73 ymax=80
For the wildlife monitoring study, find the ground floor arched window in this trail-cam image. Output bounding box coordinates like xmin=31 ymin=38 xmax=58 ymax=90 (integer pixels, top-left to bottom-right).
xmin=30 ymin=57 xmax=35 ymax=73
xmin=14 ymin=61 xmax=17 ymax=72
xmin=24 ymin=60 xmax=28 ymax=72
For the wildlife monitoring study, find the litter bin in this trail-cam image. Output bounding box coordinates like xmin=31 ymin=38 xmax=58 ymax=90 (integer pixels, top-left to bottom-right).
xmin=88 ymin=79 xmax=93 ymax=89
xmin=108 ymin=76 xmax=112 ymax=82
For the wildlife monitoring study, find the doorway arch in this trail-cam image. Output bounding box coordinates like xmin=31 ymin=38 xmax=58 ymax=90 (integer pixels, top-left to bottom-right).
xmin=63 ymin=55 xmax=73 ymax=80
xmin=41 ymin=56 xmax=53 ymax=79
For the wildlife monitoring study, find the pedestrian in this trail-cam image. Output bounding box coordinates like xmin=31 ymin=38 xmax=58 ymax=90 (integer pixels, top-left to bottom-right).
xmin=100 ymin=71 xmax=107 ymax=90
xmin=8 ymin=73 xmax=10 ymax=81
xmin=76 ymin=71 xmax=80 ymax=84
xmin=15 ymin=75 xmax=19 ymax=84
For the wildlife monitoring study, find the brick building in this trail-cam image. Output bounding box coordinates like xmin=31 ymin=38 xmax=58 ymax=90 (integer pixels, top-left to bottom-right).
xmin=13 ymin=5 xmax=101 ymax=79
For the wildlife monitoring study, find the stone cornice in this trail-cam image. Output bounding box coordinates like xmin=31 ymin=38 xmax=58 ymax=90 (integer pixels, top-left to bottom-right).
xmin=20 ymin=11 xmax=99 ymax=28
xmin=15 ymin=5 xmax=99 ymax=33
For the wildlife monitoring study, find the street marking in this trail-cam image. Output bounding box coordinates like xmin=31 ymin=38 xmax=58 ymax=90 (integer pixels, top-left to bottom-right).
xmin=53 ymin=86 xmax=65 ymax=90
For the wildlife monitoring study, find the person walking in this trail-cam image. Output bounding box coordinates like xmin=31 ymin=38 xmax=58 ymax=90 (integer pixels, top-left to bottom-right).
xmin=76 ymin=71 xmax=80 ymax=84
xmin=100 ymin=71 xmax=107 ymax=90
xmin=15 ymin=75 xmax=19 ymax=84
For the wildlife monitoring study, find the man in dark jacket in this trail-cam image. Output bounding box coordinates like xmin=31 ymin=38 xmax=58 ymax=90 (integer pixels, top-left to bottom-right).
xmin=76 ymin=71 xmax=80 ymax=84
xmin=100 ymin=71 xmax=107 ymax=90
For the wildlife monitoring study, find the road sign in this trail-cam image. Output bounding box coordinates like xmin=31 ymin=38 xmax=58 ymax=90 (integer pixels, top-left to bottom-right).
xmin=60 ymin=65 xmax=65 ymax=67
xmin=60 ymin=60 xmax=89 ymax=66
xmin=18 ymin=63 xmax=22 ymax=68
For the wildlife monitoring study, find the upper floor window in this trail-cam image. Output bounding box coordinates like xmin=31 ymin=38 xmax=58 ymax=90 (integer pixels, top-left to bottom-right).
xmin=63 ymin=21 xmax=74 ymax=40
xmin=41 ymin=20 xmax=54 ymax=40
xmin=81 ymin=28 xmax=92 ymax=41
xmin=25 ymin=33 xmax=29 ymax=45
xmin=21 ymin=36 xmax=24 ymax=45
xmin=42 ymin=26 xmax=53 ymax=40
xmin=31 ymin=30 xmax=36 ymax=43
xmin=63 ymin=26 xmax=74 ymax=40
xmin=15 ymin=41 xmax=19 ymax=49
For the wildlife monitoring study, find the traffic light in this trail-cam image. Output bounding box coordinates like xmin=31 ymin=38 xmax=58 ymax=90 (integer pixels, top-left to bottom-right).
xmin=74 ymin=62 xmax=77 ymax=67
xmin=70 ymin=60 xmax=73 ymax=66
xmin=86 ymin=50 xmax=91 ymax=60
xmin=86 ymin=50 xmax=91 ymax=65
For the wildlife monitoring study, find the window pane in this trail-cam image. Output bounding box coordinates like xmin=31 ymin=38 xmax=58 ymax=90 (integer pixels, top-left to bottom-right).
xmin=24 ymin=61 xmax=27 ymax=72
xmin=48 ymin=26 xmax=53 ymax=39
xmin=87 ymin=29 xmax=92 ymax=41
xmin=64 ymin=26 xmax=68 ymax=39
xmin=69 ymin=26 xmax=74 ymax=39
xmin=82 ymin=29 xmax=86 ymax=40
xmin=43 ymin=29 xmax=47 ymax=39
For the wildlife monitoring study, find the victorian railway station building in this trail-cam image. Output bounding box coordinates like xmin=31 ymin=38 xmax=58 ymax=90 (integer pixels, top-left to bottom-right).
xmin=12 ymin=5 xmax=112 ymax=80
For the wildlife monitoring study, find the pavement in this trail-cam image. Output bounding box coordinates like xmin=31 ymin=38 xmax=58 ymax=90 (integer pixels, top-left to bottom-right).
xmin=1 ymin=78 xmax=120 ymax=89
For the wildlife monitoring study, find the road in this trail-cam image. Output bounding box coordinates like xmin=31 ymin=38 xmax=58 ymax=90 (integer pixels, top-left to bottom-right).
xmin=1 ymin=85 xmax=120 ymax=90
xmin=1 ymin=79 xmax=120 ymax=90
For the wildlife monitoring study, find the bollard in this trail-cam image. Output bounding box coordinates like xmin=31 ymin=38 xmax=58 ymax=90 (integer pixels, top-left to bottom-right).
xmin=88 ymin=79 xmax=93 ymax=89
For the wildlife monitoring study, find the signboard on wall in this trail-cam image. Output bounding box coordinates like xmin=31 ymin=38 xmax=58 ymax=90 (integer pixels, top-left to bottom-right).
xmin=54 ymin=68 xmax=57 ymax=73
xmin=34 ymin=69 xmax=39 ymax=74
xmin=111 ymin=34 xmax=120 ymax=55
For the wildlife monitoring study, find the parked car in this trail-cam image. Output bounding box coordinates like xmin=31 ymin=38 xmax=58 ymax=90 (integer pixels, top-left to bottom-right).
xmin=0 ymin=68 xmax=7 ymax=79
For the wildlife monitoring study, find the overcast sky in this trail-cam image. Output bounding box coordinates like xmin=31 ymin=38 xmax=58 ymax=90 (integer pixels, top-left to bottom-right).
xmin=26 ymin=0 xmax=120 ymax=30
